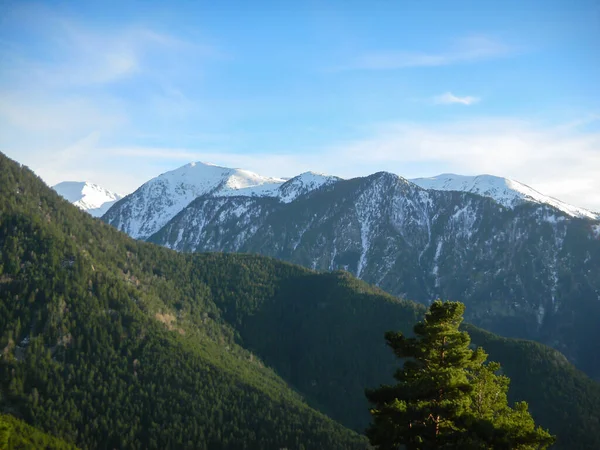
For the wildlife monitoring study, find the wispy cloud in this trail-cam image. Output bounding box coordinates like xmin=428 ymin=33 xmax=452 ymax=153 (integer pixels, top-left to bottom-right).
xmin=0 ymin=90 xmax=127 ymax=132
xmin=21 ymin=25 xmax=196 ymax=86
xmin=433 ymin=92 xmax=480 ymax=105
xmin=341 ymin=35 xmax=513 ymax=71
xmin=322 ymin=117 xmax=600 ymax=210
xmin=0 ymin=6 xmax=221 ymax=191
xmin=0 ymin=3 xmax=221 ymax=90
xmin=24 ymin=116 xmax=600 ymax=212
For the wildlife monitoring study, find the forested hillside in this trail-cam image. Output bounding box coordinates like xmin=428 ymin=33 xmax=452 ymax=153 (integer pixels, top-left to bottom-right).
xmin=187 ymin=255 xmax=600 ymax=448
xmin=0 ymin=413 xmax=77 ymax=449
xmin=0 ymin=154 xmax=368 ymax=449
xmin=1 ymin=152 xmax=600 ymax=449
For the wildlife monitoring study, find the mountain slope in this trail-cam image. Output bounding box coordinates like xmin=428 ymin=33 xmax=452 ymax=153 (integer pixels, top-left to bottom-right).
xmin=276 ymin=172 xmax=341 ymax=203
xmin=410 ymin=173 xmax=600 ymax=220
xmin=102 ymin=162 xmax=287 ymax=239
xmin=3 ymin=152 xmax=600 ymax=449
xmin=183 ymin=254 xmax=600 ymax=449
xmin=0 ymin=414 xmax=78 ymax=449
xmin=149 ymin=172 xmax=600 ymax=379
xmin=102 ymin=163 xmax=340 ymax=240
xmin=53 ymin=181 xmax=122 ymax=217
xmin=0 ymin=154 xmax=367 ymax=450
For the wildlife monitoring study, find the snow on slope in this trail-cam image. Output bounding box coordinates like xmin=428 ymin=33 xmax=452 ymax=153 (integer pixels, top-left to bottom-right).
xmin=277 ymin=172 xmax=341 ymax=203
xmin=215 ymin=171 xmax=340 ymax=201
xmin=103 ymin=162 xmax=343 ymax=240
xmin=103 ymin=162 xmax=289 ymax=239
xmin=410 ymin=174 xmax=599 ymax=220
xmin=53 ymin=181 xmax=123 ymax=217
xmin=103 ymin=161 xmax=597 ymax=243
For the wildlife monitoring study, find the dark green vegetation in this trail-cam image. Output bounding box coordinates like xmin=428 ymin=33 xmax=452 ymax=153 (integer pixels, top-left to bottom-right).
xmin=1 ymin=152 xmax=600 ymax=449
xmin=0 ymin=154 xmax=368 ymax=449
xmin=0 ymin=413 xmax=77 ymax=449
xmin=367 ymin=301 xmax=554 ymax=449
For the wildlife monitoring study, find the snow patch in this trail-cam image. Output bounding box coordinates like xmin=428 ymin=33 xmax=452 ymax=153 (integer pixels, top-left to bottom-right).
xmin=537 ymin=305 xmax=545 ymax=326
xmin=53 ymin=181 xmax=123 ymax=217
xmin=278 ymin=172 xmax=340 ymax=203
xmin=410 ymin=173 xmax=599 ymax=220
xmin=104 ymin=163 xmax=341 ymax=239
xmin=432 ymin=240 xmax=443 ymax=287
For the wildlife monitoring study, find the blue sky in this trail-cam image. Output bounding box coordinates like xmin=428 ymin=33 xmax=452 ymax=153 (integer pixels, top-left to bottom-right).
xmin=1 ymin=0 xmax=599 ymax=209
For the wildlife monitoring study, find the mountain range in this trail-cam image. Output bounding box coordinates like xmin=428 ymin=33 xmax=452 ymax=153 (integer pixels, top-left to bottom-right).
xmin=77 ymin=163 xmax=599 ymax=225
xmin=98 ymin=162 xmax=339 ymax=240
xmin=3 ymin=151 xmax=600 ymax=448
xmin=56 ymin=163 xmax=600 ymax=380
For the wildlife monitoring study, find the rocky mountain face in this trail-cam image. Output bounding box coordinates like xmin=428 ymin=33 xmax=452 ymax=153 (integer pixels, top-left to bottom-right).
xmin=102 ymin=164 xmax=600 ymax=379
xmin=102 ymin=161 xmax=338 ymax=239
xmin=52 ymin=181 xmax=122 ymax=217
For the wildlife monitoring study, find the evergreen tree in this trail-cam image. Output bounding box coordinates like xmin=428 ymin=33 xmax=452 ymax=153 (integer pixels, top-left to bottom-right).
xmin=365 ymin=300 xmax=555 ymax=449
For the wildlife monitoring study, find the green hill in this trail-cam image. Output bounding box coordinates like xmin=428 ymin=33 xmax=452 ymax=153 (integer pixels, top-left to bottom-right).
xmin=0 ymin=154 xmax=368 ymax=449
xmin=184 ymin=255 xmax=600 ymax=448
xmin=1 ymin=152 xmax=600 ymax=449
xmin=0 ymin=413 xmax=77 ymax=449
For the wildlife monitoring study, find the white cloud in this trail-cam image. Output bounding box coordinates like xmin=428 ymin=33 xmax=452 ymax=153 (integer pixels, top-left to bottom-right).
xmin=344 ymin=35 xmax=513 ymax=70
xmin=0 ymin=10 xmax=219 ymax=193
xmin=321 ymin=117 xmax=600 ymax=211
xmin=16 ymin=115 xmax=599 ymax=212
xmin=433 ymin=92 xmax=480 ymax=105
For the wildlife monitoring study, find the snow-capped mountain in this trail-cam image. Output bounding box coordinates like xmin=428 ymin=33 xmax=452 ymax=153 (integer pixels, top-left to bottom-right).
xmin=103 ymin=162 xmax=599 ymax=240
xmin=102 ymin=162 xmax=340 ymax=239
xmin=143 ymin=170 xmax=600 ymax=379
xmin=102 ymin=162 xmax=281 ymax=239
xmin=53 ymin=181 xmax=123 ymax=217
xmin=277 ymin=172 xmax=341 ymax=203
xmin=410 ymin=173 xmax=600 ymax=220
xmin=100 ymin=162 xmax=600 ymax=377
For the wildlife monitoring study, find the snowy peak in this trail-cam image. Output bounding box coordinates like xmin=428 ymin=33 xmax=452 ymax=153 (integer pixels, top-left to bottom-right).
xmin=103 ymin=162 xmax=599 ymax=242
xmin=410 ymin=174 xmax=599 ymax=220
xmin=103 ymin=161 xmax=289 ymax=239
xmin=53 ymin=181 xmax=123 ymax=217
xmin=157 ymin=161 xmax=286 ymax=198
xmin=103 ymin=162 xmax=345 ymax=239
xmin=278 ymin=172 xmax=341 ymax=203
xmin=369 ymin=171 xmax=414 ymax=186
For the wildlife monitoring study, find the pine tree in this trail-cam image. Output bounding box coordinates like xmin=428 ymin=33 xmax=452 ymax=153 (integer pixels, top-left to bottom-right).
xmin=365 ymin=300 xmax=555 ymax=449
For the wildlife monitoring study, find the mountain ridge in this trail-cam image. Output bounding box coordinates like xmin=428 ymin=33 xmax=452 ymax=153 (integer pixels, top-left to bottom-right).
xmin=144 ymin=169 xmax=600 ymax=379
xmin=2 ymin=151 xmax=600 ymax=448
xmin=101 ymin=162 xmax=341 ymax=239
xmin=409 ymin=173 xmax=599 ymax=220
xmin=53 ymin=161 xmax=599 ymax=223
xmin=52 ymin=181 xmax=123 ymax=218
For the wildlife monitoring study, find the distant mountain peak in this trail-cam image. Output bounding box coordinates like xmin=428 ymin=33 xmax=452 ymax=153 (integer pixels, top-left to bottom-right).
xmin=409 ymin=173 xmax=599 ymax=220
xmin=102 ymin=162 xmax=337 ymax=239
xmin=53 ymin=181 xmax=123 ymax=217
xmin=277 ymin=172 xmax=340 ymax=203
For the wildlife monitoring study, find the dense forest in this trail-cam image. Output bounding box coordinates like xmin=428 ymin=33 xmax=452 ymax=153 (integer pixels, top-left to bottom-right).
xmin=1 ymin=151 xmax=600 ymax=448
xmin=0 ymin=154 xmax=368 ymax=448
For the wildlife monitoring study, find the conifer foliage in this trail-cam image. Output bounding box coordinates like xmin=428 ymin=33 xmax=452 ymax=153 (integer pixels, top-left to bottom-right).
xmin=365 ymin=300 xmax=555 ymax=449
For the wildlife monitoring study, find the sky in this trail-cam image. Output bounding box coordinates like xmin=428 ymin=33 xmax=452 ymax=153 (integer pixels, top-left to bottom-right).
xmin=1 ymin=0 xmax=599 ymax=210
